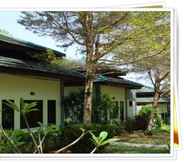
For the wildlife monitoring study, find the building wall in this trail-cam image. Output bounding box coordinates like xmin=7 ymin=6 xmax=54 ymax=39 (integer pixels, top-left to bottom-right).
xmin=64 ymin=85 xmax=134 ymax=120
xmin=0 ymin=73 xmax=61 ymax=129
xmin=64 ymin=86 xmax=84 ymax=97
xmin=158 ymin=103 xmax=168 ymax=113
xmin=136 ymin=103 xmax=168 ymax=114
xmin=100 ymin=85 xmax=133 ymax=119
xmin=100 ymin=85 xmax=125 ymax=101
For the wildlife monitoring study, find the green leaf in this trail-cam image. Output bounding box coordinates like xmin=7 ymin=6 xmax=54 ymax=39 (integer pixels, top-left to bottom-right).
xmin=99 ymin=131 xmax=108 ymax=142
xmin=4 ymin=100 xmax=19 ymax=112
xmin=89 ymin=131 xmax=99 ymax=145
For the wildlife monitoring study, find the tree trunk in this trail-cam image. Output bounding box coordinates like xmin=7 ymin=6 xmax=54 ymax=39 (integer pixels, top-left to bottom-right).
xmin=147 ymin=91 xmax=160 ymax=133
xmin=83 ymin=77 xmax=94 ymax=124
xmin=82 ymin=12 xmax=95 ymax=125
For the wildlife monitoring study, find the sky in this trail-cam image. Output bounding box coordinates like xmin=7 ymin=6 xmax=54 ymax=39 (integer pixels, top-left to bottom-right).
xmin=0 ymin=11 xmax=152 ymax=87
xmin=0 ymin=11 xmax=84 ymax=60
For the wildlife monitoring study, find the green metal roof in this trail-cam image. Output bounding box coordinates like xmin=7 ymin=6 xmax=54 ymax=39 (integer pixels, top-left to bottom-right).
xmin=0 ymin=34 xmax=65 ymax=57
xmin=0 ymin=56 xmax=84 ymax=79
xmin=0 ymin=34 xmax=142 ymax=89
xmin=95 ymin=75 xmax=143 ymax=89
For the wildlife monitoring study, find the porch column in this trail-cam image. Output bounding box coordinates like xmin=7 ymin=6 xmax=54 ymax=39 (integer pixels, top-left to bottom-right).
xmin=124 ymin=88 xmax=128 ymax=121
xmin=60 ymin=80 xmax=64 ymax=128
xmin=132 ymin=91 xmax=137 ymax=118
xmin=14 ymin=99 xmax=20 ymax=129
xmin=43 ymin=100 xmax=48 ymax=126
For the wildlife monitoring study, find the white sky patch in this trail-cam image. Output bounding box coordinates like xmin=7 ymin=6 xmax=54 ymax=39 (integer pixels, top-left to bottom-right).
xmin=122 ymin=71 xmax=154 ymax=87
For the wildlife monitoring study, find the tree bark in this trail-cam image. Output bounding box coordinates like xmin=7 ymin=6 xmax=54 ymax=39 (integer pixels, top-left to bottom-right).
xmin=147 ymin=70 xmax=161 ymax=134
xmin=82 ymin=12 xmax=95 ymax=125
xmin=147 ymin=91 xmax=160 ymax=133
xmin=83 ymin=77 xmax=94 ymax=124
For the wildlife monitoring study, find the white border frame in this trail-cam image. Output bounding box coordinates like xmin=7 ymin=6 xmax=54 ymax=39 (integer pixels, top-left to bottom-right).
xmin=0 ymin=8 xmax=175 ymax=160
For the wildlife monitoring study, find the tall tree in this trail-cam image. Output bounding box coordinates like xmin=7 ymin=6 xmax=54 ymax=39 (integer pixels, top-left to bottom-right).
xmin=105 ymin=11 xmax=170 ymax=131
xmin=18 ymin=11 xmax=168 ymax=124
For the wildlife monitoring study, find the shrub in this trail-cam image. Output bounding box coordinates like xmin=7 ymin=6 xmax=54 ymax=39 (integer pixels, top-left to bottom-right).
xmin=0 ymin=129 xmax=33 ymax=153
xmin=124 ymin=118 xmax=135 ymax=133
xmin=0 ymin=123 xmax=121 ymax=153
xmin=0 ymin=125 xmax=62 ymax=153
xmin=135 ymin=105 xmax=154 ymax=130
xmin=139 ymin=105 xmax=153 ymax=118
xmin=59 ymin=123 xmax=122 ymax=153
xmin=64 ymin=91 xmax=121 ymax=124
xmin=63 ymin=90 xmax=84 ymax=124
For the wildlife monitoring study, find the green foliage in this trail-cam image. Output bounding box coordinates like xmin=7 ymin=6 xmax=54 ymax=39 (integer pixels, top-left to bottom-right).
xmin=0 ymin=129 xmax=33 ymax=153
xmin=90 ymin=131 xmax=117 ymax=153
xmin=0 ymin=123 xmax=121 ymax=153
xmin=4 ymin=98 xmax=38 ymax=115
xmin=90 ymin=131 xmax=108 ymax=146
xmin=93 ymin=94 xmax=119 ymax=123
xmin=154 ymin=115 xmax=162 ymax=129
xmin=124 ymin=118 xmax=135 ymax=133
xmin=139 ymin=105 xmax=153 ymax=118
xmin=31 ymin=49 xmax=58 ymax=63
xmin=160 ymin=124 xmax=170 ymax=133
xmin=64 ymin=91 xmax=120 ymax=124
xmin=64 ymin=90 xmax=84 ymax=124
xmin=124 ymin=105 xmax=155 ymax=132
xmin=60 ymin=123 xmax=122 ymax=153
xmin=0 ymin=125 xmax=62 ymax=153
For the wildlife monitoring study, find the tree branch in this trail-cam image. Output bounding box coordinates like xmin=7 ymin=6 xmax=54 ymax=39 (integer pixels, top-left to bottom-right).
xmin=148 ymin=70 xmax=156 ymax=90
xmin=97 ymin=13 xmax=129 ymax=33
xmin=63 ymin=13 xmax=84 ymax=46
xmin=55 ymin=129 xmax=87 ymax=153
xmin=99 ymin=41 xmax=169 ymax=66
xmin=159 ymin=71 xmax=170 ymax=82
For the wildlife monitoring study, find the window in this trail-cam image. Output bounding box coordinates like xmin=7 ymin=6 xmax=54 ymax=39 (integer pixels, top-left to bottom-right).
xmin=129 ymin=101 xmax=132 ymax=106
xmin=48 ymin=100 xmax=56 ymax=124
xmin=21 ymin=100 xmax=43 ymax=129
xmin=111 ymin=101 xmax=119 ymax=118
xmin=120 ymin=101 xmax=124 ymax=121
xmin=136 ymin=92 xmax=154 ymax=98
xmin=2 ymin=100 xmax=14 ymax=129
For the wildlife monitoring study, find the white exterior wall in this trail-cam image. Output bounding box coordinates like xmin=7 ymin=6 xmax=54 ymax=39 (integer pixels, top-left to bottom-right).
xmin=100 ymin=85 xmax=133 ymax=119
xmin=64 ymin=86 xmax=84 ymax=97
xmin=100 ymin=85 xmax=126 ymax=101
xmin=0 ymin=73 xmax=61 ymax=129
xmin=64 ymin=85 xmax=134 ymax=120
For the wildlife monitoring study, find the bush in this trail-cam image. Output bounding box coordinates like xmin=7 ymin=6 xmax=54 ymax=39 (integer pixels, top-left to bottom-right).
xmin=124 ymin=118 xmax=135 ymax=133
xmin=64 ymin=91 xmax=121 ymax=124
xmin=60 ymin=123 xmax=122 ymax=153
xmin=0 ymin=125 xmax=62 ymax=153
xmin=0 ymin=129 xmax=33 ymax=153
xmin=64 ymin=90 xmax=84 ymax=124
xmin=0 ymin=123 xmax=121 ymax=153
xmin=124 ymin=105 xmax=162 ymax=132
xmin=134 ymin=115 xmax=150 ymax=130
xmin=135 ymin=105 xmax=154 ymax=130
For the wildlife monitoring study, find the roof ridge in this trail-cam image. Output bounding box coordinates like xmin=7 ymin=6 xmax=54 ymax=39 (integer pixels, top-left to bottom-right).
xmin=0 ymin=34 xmax=66 ymax=57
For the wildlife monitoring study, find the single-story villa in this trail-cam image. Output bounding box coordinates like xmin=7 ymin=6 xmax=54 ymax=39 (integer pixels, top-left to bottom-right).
xmin=131 ymin=86 xmax=170 ymax=122
xmin=64 ymin=75 xmax=143 ymax=123
xmin=0 ymin=34 xmax=142 ymax=130
xmin=0 ymin=34 xmax=84 ymax=129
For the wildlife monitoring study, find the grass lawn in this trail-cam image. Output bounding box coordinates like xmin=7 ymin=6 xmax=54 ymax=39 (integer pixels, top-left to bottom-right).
xmin=100 ymin=129 xmax=170 ymax=154
xmin=101 ymin=142 xmax=169 ymax=153
xmin=116 ymin=129 xmax=170 ymax=145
